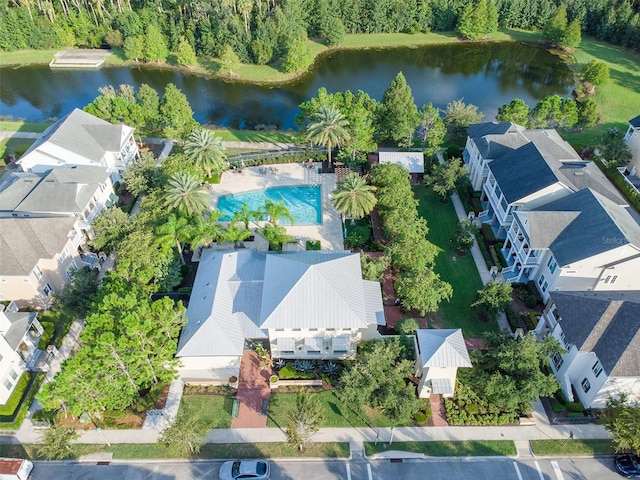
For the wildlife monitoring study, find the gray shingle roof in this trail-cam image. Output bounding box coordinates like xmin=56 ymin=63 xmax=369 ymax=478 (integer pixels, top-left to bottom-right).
xmin=526 ymin=189 xmax=640 ymax=266
xmin=629 ymin=115 xmax=640 ymax=128
xmin=20 ymin=108 xmax=128 ymax=164
xmin=550 ymin=291 xmax=640 ymax=376
xmin=0 ymin=166 xmax=109 ymax=215
xmin=4 ymin=312 xmax=38 ymax=350
xmin=467 ymin=122 xmax=529 ymax=160
xmin=0 ymin=217 xmax=76 ymax=275
xmin=177 ymin=249 xmax=385 ymax=358
xmin=416 ymin=329 xmax=472 ymax=368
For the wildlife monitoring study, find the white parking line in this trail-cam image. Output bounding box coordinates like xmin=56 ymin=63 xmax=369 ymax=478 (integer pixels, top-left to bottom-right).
xmin=367 ymin=463 xmax=372 ymax=480
xmin=513 ymin=462 xmax=524 ymax=480
xmin=534 ymin=461 xmax=545 ymax=480
xmin=346 ymin=463 xmax=351 ymax=480
xmin=551 ymin=461 xmax=566 ymax=480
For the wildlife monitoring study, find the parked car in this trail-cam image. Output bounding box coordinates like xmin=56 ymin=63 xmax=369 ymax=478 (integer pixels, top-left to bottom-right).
xmin=615 ymin=454 xmax=640 ymax=478
xmin=219 ymin=460 xmax=270 ymax=480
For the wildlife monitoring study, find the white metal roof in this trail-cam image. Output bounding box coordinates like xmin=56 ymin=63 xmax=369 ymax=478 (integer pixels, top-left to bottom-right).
xmin=378 ymin=151 xmax=425 ymax=173
xmin=416 ymin=329 xmax=472 ymax=368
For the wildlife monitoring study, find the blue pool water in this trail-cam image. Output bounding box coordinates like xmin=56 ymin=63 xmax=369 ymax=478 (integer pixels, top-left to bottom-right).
xmin=217 ymin=185 xmax=322 ymax=225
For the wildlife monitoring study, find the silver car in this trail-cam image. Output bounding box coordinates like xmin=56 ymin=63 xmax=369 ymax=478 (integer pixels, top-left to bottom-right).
xmin=219 ymin=460 xmax=270 ymax=480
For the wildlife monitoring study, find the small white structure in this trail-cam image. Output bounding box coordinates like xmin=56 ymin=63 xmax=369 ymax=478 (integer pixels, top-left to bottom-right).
xmin=16 ymin=108 xmax=138 ymax=181
xmin=176 ymin=249 xmax=385 ymax=382
xmin=414 ymin=329 xmax=472 ymax=398
xmin=624 ymin=114 xmax=640 ymax=176
xmin=378 ymin=150 xmax=425 ymax=174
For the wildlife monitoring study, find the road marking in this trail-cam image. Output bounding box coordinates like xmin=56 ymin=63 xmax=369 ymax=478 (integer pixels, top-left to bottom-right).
xmin=513 ymin=462 xmax=524 ymax=480
xmin=367 ymin=463 xmax=372 ymax=480
xmin=346 ymin=463 xmax=351 ymax=480
xmin=551 ymin=461 xmax=565 ymax=480
xmin=534 ymin=461 xmax=545 ymax=480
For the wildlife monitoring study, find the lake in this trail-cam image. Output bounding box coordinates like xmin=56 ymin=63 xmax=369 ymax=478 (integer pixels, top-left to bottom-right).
xmin=0 ymin=42 xmax=574 ymax=130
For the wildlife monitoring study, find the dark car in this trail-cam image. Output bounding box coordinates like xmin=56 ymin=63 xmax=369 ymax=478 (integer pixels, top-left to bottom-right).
xmin=615 ymin=454 xmax=640 ymax=478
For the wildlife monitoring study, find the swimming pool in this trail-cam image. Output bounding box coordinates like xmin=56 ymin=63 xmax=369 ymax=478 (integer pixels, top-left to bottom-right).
xmin=216 ymin=185 xmax=322 ymax=225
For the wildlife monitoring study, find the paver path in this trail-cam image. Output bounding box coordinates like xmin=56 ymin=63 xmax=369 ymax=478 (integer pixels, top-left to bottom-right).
xmin=231 ymin=351 xmax=272 ymax=428
xmin=429 ymin=394 xmax=449 ymax=427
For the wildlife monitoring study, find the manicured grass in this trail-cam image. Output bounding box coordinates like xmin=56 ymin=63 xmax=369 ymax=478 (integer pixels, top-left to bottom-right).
xmin=267 ymin=390 xmax=413 ymax=428
xmin=37 ymin=310 xmax=72 ymax=348
xmin=413 ymin=185 xmax=495 ymax=338
xmin=0 ymin=49 xmax=59 ymax=66
xmin=0 ymin=138 xmax=35 ymax=167
xmin=560 ymin=36 xmax=640 ymax=150
xmin=180 ymin=394 xmax=234 ymax=429
xmin=530 ymin=439 xmax=616 ymax=456
xmin=365 ymin=440 xmax=516 ymax=457
xmin=212 ymin=128 xmax=298 ymax=143
xmin=0 ymin=121 xmax=50 ymax=132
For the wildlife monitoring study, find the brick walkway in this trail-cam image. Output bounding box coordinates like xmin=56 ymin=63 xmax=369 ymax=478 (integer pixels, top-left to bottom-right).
xmin=429 ymin=394 xmax=449 ymax=427
xmin=231 ymin=351 xmax=272 ymax=428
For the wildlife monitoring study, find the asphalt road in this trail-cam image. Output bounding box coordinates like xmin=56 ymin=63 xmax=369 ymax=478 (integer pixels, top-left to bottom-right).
xmin=30 ymin=457 xmax=621 ymax=480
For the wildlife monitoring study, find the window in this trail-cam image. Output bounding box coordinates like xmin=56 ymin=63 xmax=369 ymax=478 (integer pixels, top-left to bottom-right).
xmin=559 ymin=330 xmax=568 ymax=348
xmin=581 ymin=378 xmax=591 ymax=393
xmin=547 ymin=257 xmax=557 ymax=274
xmin=538 ymin=275 xmax=545 ymax=287
xmin=542 ymin=281 xmax=548 ymax=293
xmin=592 ymin=361 xmax=603 ymax=378
xmin=552 ymin=353 xmax=563 ymax=370
xmin=604 ymin=276 xmax=612 ymax=284
xmin=3 ymin=379 xmax=12 ymax=390
xmin=9 ymin=370 xmax=17 ymax=381
xmin=494 ymin=185 xmax=502 ymax=198
xmin=58 ymin=247 xmax=68 ymax=263
xmin=500 ymin=197 xmax=508 ymax=212
xmin=611 ymin=276 xmax=618 ymax=284
xmin=43 ymin=283 xmax=52 ymax=296
xmin=33 ymin=266 xmax=42 ymax=280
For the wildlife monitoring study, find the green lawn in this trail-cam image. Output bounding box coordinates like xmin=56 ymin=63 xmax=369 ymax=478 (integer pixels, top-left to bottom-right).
xmin=180 ymin=395 xmax=234 ymax=429
xmin=413 ymin=186 xmax=495 ymax=338
xmin=560 ymin=36 xmax=640 ymax=149
xmin=267 ymin=390 xmax=414 ymax=428
xmin=211 ymin=128 xmax=299 ymax=143
xmin=365 ymin=440 xmax=516 ymax=457
xmin=530 ymin=439 xmax=616 ymax=456
xmin=0 ymin=138 xmax=34 ymax=167
xmin=0 ymin=121 xmax=50 ymax=132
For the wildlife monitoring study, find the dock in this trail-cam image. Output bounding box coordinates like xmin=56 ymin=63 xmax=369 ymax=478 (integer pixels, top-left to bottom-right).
xmin=49 ymin=49 xmax=112 ymax=69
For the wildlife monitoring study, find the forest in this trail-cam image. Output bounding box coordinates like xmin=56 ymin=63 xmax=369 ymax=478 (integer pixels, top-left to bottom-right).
xmin=1 ymin=0 xmax=638 ymax=69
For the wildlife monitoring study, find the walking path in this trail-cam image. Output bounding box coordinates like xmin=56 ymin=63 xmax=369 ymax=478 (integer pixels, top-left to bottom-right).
xmin=231 ymin=351 xmax=272 ymax=428
xmin=429 ymin=394 xmax=449 ymax=427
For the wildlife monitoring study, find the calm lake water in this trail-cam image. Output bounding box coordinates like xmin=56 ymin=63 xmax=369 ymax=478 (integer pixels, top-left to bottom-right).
xmin=0 ymin=42 xmax=574 ymax=130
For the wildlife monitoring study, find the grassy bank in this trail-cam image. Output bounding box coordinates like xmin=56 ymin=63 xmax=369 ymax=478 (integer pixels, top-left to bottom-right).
xmin=530 ymin=439 xmax=616 ymax=456
xmin=413 ymin=185 xmax=493 ymax=338
xmin=365 ymin=440 xmax=516 ymax=457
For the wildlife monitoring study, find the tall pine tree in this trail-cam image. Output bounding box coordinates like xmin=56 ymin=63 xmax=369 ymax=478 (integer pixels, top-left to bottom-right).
xmin=379 ymin=72 xmax=418 ymax=147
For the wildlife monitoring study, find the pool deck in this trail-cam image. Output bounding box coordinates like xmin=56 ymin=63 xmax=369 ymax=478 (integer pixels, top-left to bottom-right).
xmin=210 ymin=162 xmax=344 ymax=251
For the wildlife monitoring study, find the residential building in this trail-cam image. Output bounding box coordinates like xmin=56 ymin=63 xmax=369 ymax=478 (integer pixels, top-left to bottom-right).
xmin=624 ymin=114 xmax=640 ymax=176
xmin=537 ymin=291 xmax=640 ymax=408
xmin=478 ymin=133 xmax=623 ymax=239
xmin=0 ymin=216 xmax=85 ymax=307
xmin=500 ymin=188 xmax=640 ymax=300
xmin=0 ymin=303 xmax=43 ymax=405
xmin=176 ymin=249 xmax=384 ymax=382
xmin=414 ymin=329 xmax=472 ymax=398
xmin=16 ymin=108 xmax=138 ymax=181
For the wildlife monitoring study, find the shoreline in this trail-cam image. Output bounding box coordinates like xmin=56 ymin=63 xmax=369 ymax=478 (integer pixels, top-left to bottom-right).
xmin=0 ymin=29 xmax=544 ymax=86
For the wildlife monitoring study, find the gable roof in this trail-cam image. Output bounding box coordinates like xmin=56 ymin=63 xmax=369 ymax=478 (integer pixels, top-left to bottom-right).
xmin=550 ymin=291 xmax=640 ymax=376
xmin=177 ymin=249 xmax=385 ymax=358
xmin=18 ymin=108 xmax=130 ymax=166
xmin=416 ymin=329 xmax=472 ymax=368
xmin=0 ymin=217 xmax=76 ymax=275
xmin=467 ymin=122 xmax=529 ymax=160
xmin=378 ymin=151 xmax=425 ymax=173
xmin=3 ymin=311 xmax=38 ymax=350
xmin=629 ymin=115 xmax=640 ymax=129
xmin=523 ymin=189 xmax=640 ymax=265
xmin=0 ymin=166 xmax=109 ymax=215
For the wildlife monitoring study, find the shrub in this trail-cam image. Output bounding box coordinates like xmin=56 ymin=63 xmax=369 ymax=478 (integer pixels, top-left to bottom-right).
xmin=306 ymin=240 xmax=321 ymax=250
xmin=471 ymin=197 xmax=483 ymax=214
xmin=37 ymin=321 xmax=56 ymax=350
xmin=294 ymin=359 xmax=315 ymax=373
xmin=475 ymin=232 xmax=492 ymax=268
xmin=0 ymin=373 xmax=31 ymax=416
xmin=414 ymin=412 xmax=428 ymax=424
xmin=526 ymin=281 xmax=544 ymax=304
xmin=344 ymin=231 xmax=368 ymax=250
xmin=481 ymin=224 xmax=496 ymax=244
xmin=525 ymin=295 xmax=537 ymax=309
xmin=395 ymin=317 xmax=420 ymax=335
xmin=278 ymin=364 xmax=315 ymax=380
xmin=504 ymin=308 xmax=519 ymax=331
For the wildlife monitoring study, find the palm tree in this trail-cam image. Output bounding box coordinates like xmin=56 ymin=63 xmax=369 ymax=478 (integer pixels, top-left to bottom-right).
xmin=165 ymin=172 xmax=210 ymax=217
xmin=232 ymin=202 xmax=261 ymax=232
xmin=155 ymin=214 xmax=190 ymax=265
xmin=184 ymin=211 xmax=225 ymax=251
xmin=222 ymin=223 xmax=251 ymax=249
xmin=306 ymin=105 xmax=350 ymax=167
xmin=330 ymin=172 xmax=377 ymax=224
xmin=184 ymin=128 xmax=228 ymax=179
xmin=262 ymin=199 xmax=294 ymax=226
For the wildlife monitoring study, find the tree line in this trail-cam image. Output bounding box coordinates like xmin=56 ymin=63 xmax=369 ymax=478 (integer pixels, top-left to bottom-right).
xmin=1 ymin=0 xmax=638 ymax=70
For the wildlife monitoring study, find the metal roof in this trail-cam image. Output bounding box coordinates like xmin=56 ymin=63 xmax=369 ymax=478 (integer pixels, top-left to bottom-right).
xmin=416 ymin=329 xmax=472 ymax=368
xmin=378 ymin=151 xmax=425 ymax=173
